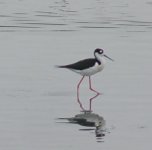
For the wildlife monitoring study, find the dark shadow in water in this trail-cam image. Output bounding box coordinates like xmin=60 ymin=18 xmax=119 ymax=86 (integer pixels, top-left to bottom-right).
xmin=57 ymin=111 xmax=106 ymax=142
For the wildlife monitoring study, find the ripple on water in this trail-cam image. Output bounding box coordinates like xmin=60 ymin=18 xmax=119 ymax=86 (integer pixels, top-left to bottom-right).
xmin=0 ymin=0 xmax=152 ymax=33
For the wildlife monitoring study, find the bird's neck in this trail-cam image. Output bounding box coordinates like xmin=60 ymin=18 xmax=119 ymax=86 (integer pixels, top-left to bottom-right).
xmin=95 ymin=55 xmax=105 ymax=65
xmin=96 ymin=58 xmax=101 ymax=65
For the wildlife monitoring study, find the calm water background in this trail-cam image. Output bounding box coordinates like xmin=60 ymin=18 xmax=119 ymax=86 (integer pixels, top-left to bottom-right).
xmin=0 ymin=0 xmax=152 ymax=149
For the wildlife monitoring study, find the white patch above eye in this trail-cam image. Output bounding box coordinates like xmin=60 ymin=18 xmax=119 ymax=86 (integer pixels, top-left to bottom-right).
xmin=100 ymin=50 xmax=103 ymax=54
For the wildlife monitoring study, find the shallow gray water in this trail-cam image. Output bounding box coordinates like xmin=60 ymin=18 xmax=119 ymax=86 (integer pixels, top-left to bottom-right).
xmin=0 ymin=0 xmax=152 ymax=150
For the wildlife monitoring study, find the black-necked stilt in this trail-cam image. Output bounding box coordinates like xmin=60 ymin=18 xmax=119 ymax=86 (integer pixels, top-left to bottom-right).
xmin=57 ymin=48 xmax=113 ymax=98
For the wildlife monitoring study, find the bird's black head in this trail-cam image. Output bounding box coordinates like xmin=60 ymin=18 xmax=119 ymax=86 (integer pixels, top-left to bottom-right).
xmin=94 ymin=48 xmax=114 ymax=61
xmin=94 ymin=48 xmax=104 ymax=55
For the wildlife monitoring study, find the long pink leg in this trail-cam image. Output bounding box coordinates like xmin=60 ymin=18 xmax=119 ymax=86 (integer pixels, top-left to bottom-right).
xmin=89 ymin=76 xmax=101 ymax=94
xmin=77 ymin=76 xmax=85 ymax=111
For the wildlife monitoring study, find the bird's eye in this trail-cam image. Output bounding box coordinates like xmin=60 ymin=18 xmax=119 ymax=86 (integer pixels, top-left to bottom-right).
xmin=99 ymin=50 xmax=103 ymax=54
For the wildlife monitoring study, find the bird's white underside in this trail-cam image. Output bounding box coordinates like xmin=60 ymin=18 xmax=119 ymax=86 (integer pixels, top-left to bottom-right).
xmin=70 ymin=62 xmax=105 ymax=76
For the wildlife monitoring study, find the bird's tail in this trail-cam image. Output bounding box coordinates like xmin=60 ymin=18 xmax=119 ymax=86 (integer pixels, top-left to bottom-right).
xmin=54 ymin=65 xmax=66 ymax=68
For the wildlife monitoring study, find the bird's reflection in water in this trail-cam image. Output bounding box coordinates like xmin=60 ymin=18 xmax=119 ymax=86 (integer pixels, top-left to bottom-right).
xmin=70 ymin=111 xmax=105 ymax=142
xmin=58 ymin=111 xmax=106 ymax=142
xmin=57 ymin=92 xmax=106 ymax=142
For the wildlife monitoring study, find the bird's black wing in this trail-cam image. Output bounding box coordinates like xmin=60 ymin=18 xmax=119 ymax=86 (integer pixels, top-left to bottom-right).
xmin=58 ymin=58 xmax=97 ymax=70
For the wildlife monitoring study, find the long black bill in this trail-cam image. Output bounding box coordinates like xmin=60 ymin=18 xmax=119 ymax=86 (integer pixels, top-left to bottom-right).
xmin=104 ymin=54 xmax=114 ymax=61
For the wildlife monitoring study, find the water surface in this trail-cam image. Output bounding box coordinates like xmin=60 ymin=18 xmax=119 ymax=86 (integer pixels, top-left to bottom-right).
xmin=0 ymin=0 xmax=152 ymax=150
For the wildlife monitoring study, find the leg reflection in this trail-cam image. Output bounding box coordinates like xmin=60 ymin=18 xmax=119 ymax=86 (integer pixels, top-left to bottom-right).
xmin=89 ymin=93 xmax=100 ymax=111
xmin=77 ymin=92 xmax=100 ymax=111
